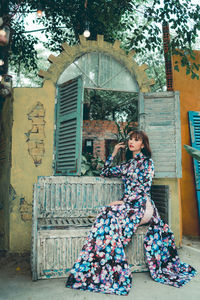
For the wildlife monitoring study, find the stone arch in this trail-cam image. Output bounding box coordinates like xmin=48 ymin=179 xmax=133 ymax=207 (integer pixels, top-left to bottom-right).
xmin=39 ymin=35 xmax=154 ymax=92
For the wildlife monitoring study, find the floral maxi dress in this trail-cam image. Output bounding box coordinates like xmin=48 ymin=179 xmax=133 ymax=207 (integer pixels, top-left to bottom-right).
xmin=66 ymin=153 xmax=196 ymax=295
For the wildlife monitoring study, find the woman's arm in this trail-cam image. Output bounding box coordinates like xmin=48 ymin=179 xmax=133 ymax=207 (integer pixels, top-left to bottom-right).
xmin=100 ymin=142 xmax=126 ymax=178
xmin=137 ymin=158 xmax=154 ymax=189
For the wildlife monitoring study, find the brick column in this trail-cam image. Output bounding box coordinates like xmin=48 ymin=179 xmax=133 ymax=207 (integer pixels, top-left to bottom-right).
xmin=162 ymin=21 xmax=174 ymax=91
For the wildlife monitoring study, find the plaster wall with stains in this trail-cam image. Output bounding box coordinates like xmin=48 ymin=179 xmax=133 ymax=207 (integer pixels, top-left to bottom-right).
xmin=9 ymin=81 xmax=55 ymax=252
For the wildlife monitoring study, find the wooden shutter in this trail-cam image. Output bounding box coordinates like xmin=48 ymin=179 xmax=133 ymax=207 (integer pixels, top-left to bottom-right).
xmin=151 ymin=185 xmax=169 ymax=223
xmin=139 ymin=91 xmax=181 ymax=178
xmin=54 ymin=76 xmax=83 ymax=175
xmin=188 ymin=111 xmax=200 ymax=218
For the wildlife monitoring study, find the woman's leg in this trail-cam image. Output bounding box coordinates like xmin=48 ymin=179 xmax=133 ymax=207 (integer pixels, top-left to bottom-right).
xmin=139 ymin=197 xmax=154 ymax=226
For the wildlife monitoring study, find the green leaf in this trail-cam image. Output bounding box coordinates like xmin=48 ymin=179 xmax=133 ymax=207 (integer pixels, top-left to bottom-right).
xmin=174 ymin=65 xmax=179 ymax=72
xmin=184 ymin=145 xmax=200 ymax=161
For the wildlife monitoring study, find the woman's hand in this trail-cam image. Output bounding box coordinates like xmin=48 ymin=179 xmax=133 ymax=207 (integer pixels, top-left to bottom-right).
xmin=112 ymin=142 xmax=126 ymax=158
xmin=108 ymin=200 xmax=124 ymax=206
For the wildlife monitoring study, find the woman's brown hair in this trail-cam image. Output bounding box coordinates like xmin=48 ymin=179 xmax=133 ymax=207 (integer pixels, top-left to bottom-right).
xmin=126 ymin=130 xmax=152 ymax=160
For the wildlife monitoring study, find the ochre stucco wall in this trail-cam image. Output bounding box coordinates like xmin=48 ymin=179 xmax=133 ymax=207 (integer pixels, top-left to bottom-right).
xmin=10 ymin=81 xmax=55 ymax=252
xmin=153 ymin=178 xmax=182 ymax=247
xmin=172 ymin=51 xmax=200 ymax=236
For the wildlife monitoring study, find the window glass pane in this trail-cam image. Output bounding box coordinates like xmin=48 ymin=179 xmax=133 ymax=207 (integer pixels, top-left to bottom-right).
xmin=58 ymin=52 xmax=139 ymax=92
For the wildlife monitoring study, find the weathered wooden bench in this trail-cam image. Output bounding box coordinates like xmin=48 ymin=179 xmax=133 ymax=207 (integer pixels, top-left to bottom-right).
xmin=31 ymin=176 xmax=169 ymax=280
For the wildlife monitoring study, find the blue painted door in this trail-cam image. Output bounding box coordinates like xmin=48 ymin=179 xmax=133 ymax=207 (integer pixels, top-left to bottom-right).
xmin=54 ymin=76 xmax=83 ymax=175
xmin=188 ymin=111 xmax=200 ymax=220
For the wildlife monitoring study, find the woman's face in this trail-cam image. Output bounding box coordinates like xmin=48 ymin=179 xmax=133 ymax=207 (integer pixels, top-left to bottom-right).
xmin=128 ymin=135 xmax=144 ymax=154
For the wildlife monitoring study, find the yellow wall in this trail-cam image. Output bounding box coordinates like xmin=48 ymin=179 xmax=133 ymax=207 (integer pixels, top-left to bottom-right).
xmin=153 ymin=178 xmax=182 ymax=247
xmin=10 ymin=80 xmax=55 ymax=252
xmin=172 ymin=51 xmax=200 ymax=236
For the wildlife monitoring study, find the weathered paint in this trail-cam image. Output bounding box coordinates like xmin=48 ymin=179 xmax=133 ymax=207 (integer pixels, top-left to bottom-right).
xmin=34 ymin=227 xmax=148 ymax=280
xmin=9 ymin=81 xmax=55 ymax=252
xmin=188 ymin=111 xmax=200 ymax=220
xmin=172 ymin=52 xmax=200 ymax=236
xmin=55 ymin=76 xmax=83 ymax=175
xmin=25 ymin=102 xmax=46 ymax=167
xmin=139 ymin=91 xmax=182 ymax=178
xmin=31 ymin=176 xmax=181 ymax=280
xmin=32 ymin=176 xmax=170 ymax=280
xmin=39 ymin=35 xmax=154 ymax=93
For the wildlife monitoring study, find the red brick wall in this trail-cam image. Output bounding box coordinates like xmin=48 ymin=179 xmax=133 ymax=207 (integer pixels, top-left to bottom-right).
xmin=82 ymin=120 xmax=130 ymax=160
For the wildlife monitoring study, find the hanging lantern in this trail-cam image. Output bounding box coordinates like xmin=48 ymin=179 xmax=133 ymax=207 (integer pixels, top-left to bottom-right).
xmin=37 ymin=1 xmax=43 ymax=18
xmin=83 ymin=29 xmax=90 ymax=38
xmin=37 ymin=9 xmax=43 ymax=18
xmin=83 ymin=20 xmax=90 ymax=38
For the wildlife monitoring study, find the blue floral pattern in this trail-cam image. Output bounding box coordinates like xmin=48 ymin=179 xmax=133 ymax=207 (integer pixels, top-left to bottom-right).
xmin=66 ymin=153 xmax=196 ymax=295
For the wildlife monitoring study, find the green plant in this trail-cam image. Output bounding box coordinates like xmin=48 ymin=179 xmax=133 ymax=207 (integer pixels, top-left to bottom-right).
xmin=81 ymin=153 xmax=104 ymax=176
xmin=113 ymin=121 xmax=138 ymax=163
xmin=114 ymin=121 xmax=137 ymax=143
xmin=184 ymin=145 xmax=200 ymax=161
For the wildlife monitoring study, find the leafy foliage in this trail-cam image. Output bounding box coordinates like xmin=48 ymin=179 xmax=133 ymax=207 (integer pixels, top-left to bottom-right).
xmin=184 ymin=145 xmax=200 ymax=161
xmin=119 ymin=0 xmax=200 ymax=79
xmin=135 ymin=51 xmax=166 ymax=91
xmin=1 ymin=0 xmax=200 ymax=80
xmin=81 ymin=154 xmax=104 ymax=176
xmin=84 ymin=89 xmax=138 ymax=122
xmin=113 ymin=121 xmax=138 ymax=163
xmin=114 ymin=121 xmax=136 ymax=143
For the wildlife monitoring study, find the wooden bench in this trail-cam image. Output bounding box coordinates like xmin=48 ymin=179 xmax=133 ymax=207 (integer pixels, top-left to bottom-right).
xmin=31 ymin=176 xmax=169 ymax=280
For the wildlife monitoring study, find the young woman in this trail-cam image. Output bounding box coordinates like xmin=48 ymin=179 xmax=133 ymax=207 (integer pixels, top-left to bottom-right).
xmin=66 ymin=130 xmax=196 ymax=295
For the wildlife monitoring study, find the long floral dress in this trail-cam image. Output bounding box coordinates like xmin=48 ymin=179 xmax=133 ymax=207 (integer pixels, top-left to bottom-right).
xmin=66 ymin=152 xmax=196 ymax=295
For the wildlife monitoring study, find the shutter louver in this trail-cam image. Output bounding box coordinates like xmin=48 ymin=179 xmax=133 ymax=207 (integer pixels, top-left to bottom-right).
xmin=139 ymin=91 xmax=181 ymax=178
xmin=55 ymin=76 xmax=83 ymax=175
xmin=188 ymin=111 xmax=200 ymax=219
xmin=151 ymin=185 xmax=169 ymax=223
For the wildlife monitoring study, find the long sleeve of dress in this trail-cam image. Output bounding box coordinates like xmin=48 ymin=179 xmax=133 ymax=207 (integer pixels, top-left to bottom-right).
xmin=136 ymin=158 xmax=154 ymax=195
xmin=120 ymin=155 xmax=154 ymax=204
xmin=100 ymin=155 xmax=126 ymax=178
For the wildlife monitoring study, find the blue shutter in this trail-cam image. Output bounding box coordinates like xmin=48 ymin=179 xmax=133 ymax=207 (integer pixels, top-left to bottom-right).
xmin=139 ymin=91 xmax=182 ymax=178
xmin=54 ymin=76 xmax=83 ymax=175
xmin=188 ymin=111 xmax=200 ymax=219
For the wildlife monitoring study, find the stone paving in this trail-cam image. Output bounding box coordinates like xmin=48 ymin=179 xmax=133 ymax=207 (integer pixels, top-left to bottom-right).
xmin=0 ymin=237 xmax=199 ymax=300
